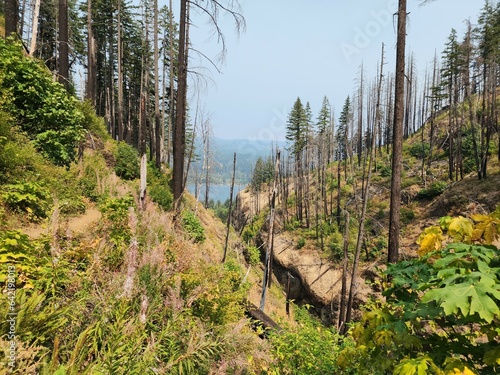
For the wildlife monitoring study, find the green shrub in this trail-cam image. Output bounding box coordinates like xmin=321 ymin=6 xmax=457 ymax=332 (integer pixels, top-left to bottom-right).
xmin=409 ymin=142 xmax=430 ymax=159
xmin=379 ymin=165 xmax=392 ymax=177
xmin=114 ymin=142 xmax=140 ymax=180
xmin=147 ymin=164 xmax=172 ymax=211
xmin=2 ymin=181 xmax=50 ymax=220
xmin=400 ymin=206 xmax=415 ymax=224
xmin=245 ymin=245 xmax=261 ymax=266
xmin=0 ymin=112 xmax=47 ymax=182
xmin=268 ymin=305 xmax=354 ymax=374
xmin=0 ymin=38 xmax=85 ymax=168
xmin=100 ymin=196 xmax=134 ymax=246
xmin=182 ymin=211 xmax=205 ymax=243
xmin=77 ymin=99 xmax=108 ymax=140
xmin=328 ymin=231 xmax=344 ymax=261
xmin=296 ymin=237 xmax=306 ymax=249
xmin=417 ymin=181 xmax=447 ymax=199
xmin=341 ymin=213 xmax=500 ymax=374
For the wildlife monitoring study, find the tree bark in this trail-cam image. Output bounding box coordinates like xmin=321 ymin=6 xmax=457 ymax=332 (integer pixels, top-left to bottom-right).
xmin=58 ymin=0 xmax=69 ymax=89
xmin=388 ymin=0 xmax=406 ymax=264
xmin=223 ymin=153 xmax=237 ymax=263
xmin=5 ymin=0 xmax=19 ymax=37
xmin=173 ymin=0 xmax=188 ymax=207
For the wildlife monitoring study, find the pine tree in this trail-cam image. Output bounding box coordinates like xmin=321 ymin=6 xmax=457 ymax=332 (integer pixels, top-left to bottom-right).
xmin=286 ymin=97 xmax=308 ymax=157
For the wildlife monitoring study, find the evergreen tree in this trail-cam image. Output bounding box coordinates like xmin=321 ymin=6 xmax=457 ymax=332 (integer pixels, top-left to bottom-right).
xmin=286 ymin=97 xmax=308 ymax=157
xmin=337 ymin=96 xmax=351 ymax=161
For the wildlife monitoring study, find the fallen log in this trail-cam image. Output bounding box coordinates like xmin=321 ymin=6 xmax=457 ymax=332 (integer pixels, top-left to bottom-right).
xmin=245 ymin=301 xmax=282 ymax=337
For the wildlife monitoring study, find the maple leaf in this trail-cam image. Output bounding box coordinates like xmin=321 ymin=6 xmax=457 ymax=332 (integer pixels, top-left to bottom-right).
xmin=471 ymin=214 xmax=500 ymax=244
xmin=448 ymin=216 xmax=474 ymax=243
xmin=423 ymin=280 xmax=500 ymax=323
xmin=417 ymin=226 xmax=443 ymax=256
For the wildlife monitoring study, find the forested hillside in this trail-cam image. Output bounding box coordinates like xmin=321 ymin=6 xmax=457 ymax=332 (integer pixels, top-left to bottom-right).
xmin=1 ymin=0 xmax=500 ymax=374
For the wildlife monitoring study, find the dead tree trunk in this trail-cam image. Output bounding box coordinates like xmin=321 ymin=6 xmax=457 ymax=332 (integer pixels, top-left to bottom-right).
xmin=223 ymin=153 xmax=237 ymax=263
xmin=260 ymin=150 xmax=280 ymax=312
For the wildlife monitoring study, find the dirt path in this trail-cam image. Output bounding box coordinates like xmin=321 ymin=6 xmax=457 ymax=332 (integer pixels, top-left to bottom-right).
xmin=22 ymin=207 xmax=101 ymax=239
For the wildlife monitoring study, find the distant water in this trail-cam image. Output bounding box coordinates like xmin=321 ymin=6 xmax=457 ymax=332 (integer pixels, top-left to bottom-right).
xmin=187 ymin=183 xmax=245 ymax=204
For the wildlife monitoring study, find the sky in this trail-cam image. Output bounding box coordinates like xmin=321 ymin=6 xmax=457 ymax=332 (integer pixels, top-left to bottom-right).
xmin=185 ymin=0 xmax=488 ymax=141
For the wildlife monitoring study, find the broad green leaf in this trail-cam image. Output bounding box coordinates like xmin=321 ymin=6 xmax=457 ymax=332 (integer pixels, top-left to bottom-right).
xmin=423 ymin=281 xmax=500 ymax=323
xmin=394 ymin=356 xmax=431 ymax=375
xmin=483 ymin=346 xmax=500 ymax=366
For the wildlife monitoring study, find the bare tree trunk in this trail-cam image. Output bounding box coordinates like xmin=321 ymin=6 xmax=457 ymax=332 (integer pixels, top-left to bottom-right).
xmin=117 ymin=0 xmax=124 ymax=141
xmin=86 ymin=0 xmax=96 ymax=105
xmin=388 ymin=0 xmax=406 ymax=264
xmin=29 ymin=0 xmax=41 ymax=55
xmin=260 ymin=150 xmax=280 ymax=312
xmin=58 ymin=0 xmax=69 ymax=89
xmin=338 ymin=210 xmax=349 ymax=333
xmin=204 ymin=135 xmax=210 ymax=208
xmin=153 ymin=0 xmax=161 ymax=167
xmin=173 ymin=0 xmax=188 ymax=207
xmin=223 ymin=153 xmax=237 ymax=263
xmin=167 ymin=0 xmax=175 ymax=166
xmin=5 ymin=0 xmax=19 ymax=37
xmin=346 ymin=44 xmax=384 ymax=328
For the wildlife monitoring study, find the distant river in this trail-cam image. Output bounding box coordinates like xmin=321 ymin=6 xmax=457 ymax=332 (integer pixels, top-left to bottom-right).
xmin=187 ymin=183 xmax=245 ymax=204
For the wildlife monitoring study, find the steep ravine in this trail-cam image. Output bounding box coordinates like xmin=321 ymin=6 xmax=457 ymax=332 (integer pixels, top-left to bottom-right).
xmin=234 ymin=188 xmax=375 ymax=324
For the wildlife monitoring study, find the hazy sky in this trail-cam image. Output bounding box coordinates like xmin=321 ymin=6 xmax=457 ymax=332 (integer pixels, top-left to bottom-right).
xmin=186 ymin=0 xmax=487 ymax=141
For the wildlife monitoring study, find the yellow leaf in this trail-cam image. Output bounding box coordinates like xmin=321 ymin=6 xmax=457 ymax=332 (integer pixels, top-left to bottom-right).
xmin=417 ymin=229 xmax=442 ymax=256
xmin=448 ymin=216 xmax=473 ymax=242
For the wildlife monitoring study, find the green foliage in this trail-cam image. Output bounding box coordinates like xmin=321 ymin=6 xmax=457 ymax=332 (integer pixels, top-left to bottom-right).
xmin=0 ymin=230 xmax=38 ymax=286
xmin=296 ymin=236 xmax=306 ymax=249
xmin=181 ymin=211 xmax=205 ymax=243
xmin=409 ymin=142 xmax=430 ymax=159
xmin=286 ymin=97 xmax=309 ymax=156
xmin=267 ymin=305 xmax=356 ymax=374
xmin=76 ymin=99 xmax=108 ymax=140
xmin=245 ymin=245 xmax=261 ymax=266
xmin=242 ymin=212 xmax=266 ymax=244
xmin=2 ymin=181 xmax=50 ymax=220
xmin=147 ymin=164 xmax=172 ymax=211
xmin=183 ymin=261 xmax=248 ymax=326
xmin=328 ymin=231 xmax=344 ymax=261
xmin=114 ymin=141 xmax=140 ymax=180
xmin=79 ymin=153 xmax=108 ymax=202
xmin=400 ymin=206 xmax=416 ymax=224
xmin=0 ymin=38 xmax=85 ymax=168
xmin=208 ymin=199 xmax=230 ymax=223
xmin=379 ymin=164 xmax=392 ymax=177
xmin=342 ymin=210 xmax=500 ymax=374
xmin=251 ymin=156 xmax=275 ymax=191
xmin=417 ymin=180 xmax=448 ymax=199
xmin=0 ymin=112 xmax=48 ymax=183
xmin=99 ymin=196 xmax=134 ymax=269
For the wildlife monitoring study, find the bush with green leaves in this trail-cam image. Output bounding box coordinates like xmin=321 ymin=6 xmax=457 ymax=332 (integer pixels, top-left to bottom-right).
xmin=114 ymin=141 xmax=140 ymax=180
xmin=99 ymin=196 xmax=135 ymax=269
xmin=181 ymin=211 xmax=205 ymax=243
xmin=409 ymin=142 xmax=430 ymax=159
xmin=245 ymin=245 xmax=261 ymax=266
xmin=417 ymin=180 xmax=448 ymax=199
xmin=2 ymin=181 xmax=50 ymax=220
xmin=267 ymin=305 xmax=357 ymax=375
xmin=147 ymin=164 xmax=172 ymax=211
xmin=339 ymin=211 xmax=500 ymax=374
xmin=77 ymin=99 xmax=109 ymax=140
xmin=0 ymin=111 xmax=49 ymax=182
xmin=0 ymin=38 xmax=85 ymax=168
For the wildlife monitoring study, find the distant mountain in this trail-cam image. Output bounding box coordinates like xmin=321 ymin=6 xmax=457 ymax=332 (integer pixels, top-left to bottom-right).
xmin=188 ymin=138 xmax=287 ymax=185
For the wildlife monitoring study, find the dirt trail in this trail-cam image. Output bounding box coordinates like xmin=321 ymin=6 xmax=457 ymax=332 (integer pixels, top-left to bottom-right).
xmin=22 ymin=207 xmax=101 ymax=239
